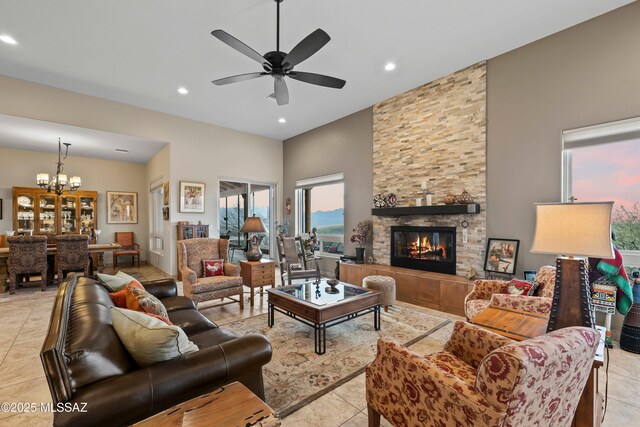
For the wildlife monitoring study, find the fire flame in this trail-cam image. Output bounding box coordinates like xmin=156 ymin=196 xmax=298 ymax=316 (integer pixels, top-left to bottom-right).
xmin=407 ymin=236 xmax=446 ymax=259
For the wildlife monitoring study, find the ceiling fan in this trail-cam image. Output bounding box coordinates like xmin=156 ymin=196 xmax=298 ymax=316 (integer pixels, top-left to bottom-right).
xmin=211 ymin=0 xmax=346 ymax=106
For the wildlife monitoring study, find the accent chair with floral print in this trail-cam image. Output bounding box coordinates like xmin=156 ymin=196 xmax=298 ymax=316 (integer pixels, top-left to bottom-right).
xmin=366 ymin=321 xmax=599 ymax=427
xmin=464 ymin=265 xmax=557 ymax=319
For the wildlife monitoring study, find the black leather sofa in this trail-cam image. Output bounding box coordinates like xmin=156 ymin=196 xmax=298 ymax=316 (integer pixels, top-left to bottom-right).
xmin=40 ymin=275 xmax=272 ymax=427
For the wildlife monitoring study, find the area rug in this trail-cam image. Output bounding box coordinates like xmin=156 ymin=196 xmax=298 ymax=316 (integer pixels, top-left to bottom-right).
xmin=220 ymin=306 xmax=449 ymax=417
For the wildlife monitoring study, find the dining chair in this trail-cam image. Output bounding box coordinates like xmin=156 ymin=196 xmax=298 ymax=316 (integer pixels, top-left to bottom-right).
xmin=113 ymin=232 xmax=140 ymax=268
xmin=56 ymin=234 xmax=91 ymax=284
xmin=7 ymin=235 xmax=48 ymax=294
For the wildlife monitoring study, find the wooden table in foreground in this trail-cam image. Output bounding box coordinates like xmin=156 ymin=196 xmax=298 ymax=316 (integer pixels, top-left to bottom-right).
xmin=133 ymin=381 xmax=280 ymax=427
xmin=469 ymin=306 xmax=549 ymax=341
xmin=0 ymin=243 xmax=121 ymax=292
xmin=470 ymin=306 xmax=605 ymax=427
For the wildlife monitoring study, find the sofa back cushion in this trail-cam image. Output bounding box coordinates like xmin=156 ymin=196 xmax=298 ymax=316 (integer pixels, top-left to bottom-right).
xmin=534 ymin=265 xmax=556 ymax=298
xmin=41 ymin=276 xmax=137 ymax=403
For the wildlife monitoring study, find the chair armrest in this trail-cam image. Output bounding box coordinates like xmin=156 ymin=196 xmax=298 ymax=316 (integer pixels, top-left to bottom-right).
xmin=443 ymin=321 xmax=514 ymax=368
xmin=489 ymin=294 xmax=552 ymax=316
xmin=142 ymin=278 xmax=178 ymax=299
xmin=55 ymin=334 xmax=272 ymax=427
xmin=133 ymin=243 xmax=140 ymax=251
xmin=466 ymin=279 xmax=510 ymax=301
xmin=180 ymin=266 xmax=197 ymax=285
xmin=366 ymin=338 xmax=504 ymax=425
xmin=224 ymin=262 xmax=240 ymax=277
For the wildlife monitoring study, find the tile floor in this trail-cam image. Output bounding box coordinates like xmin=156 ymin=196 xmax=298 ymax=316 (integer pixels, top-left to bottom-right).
xmin=0 ymin=265 xmax=638 ymax=426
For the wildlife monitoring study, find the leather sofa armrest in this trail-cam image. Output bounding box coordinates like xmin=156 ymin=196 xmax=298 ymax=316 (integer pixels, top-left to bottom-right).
xmin=54 ymin=334 xmax=272 ymax=427
xmin=142 ymin=278 xmax=178 ymax=299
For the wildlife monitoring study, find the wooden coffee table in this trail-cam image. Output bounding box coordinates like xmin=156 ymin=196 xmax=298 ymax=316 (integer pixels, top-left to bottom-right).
xmin=134 ymin=382 xmax=280 ymax=427
xmin=469 ymin=306 xmax=549 ymax=341
xmin=267 ymin=280 xmax=381 ymax=355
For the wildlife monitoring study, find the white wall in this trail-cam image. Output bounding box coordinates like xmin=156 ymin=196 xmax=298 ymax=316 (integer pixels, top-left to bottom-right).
xmin=145 ymin=144 xmax=171 ymax=273
xmin=0 ymin=146 xmax=148 ymax=263
xmin=0 ymin=75 xmax=283 ymax=276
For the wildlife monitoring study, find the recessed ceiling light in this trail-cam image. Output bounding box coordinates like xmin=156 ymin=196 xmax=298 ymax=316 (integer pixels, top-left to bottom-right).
xmin=177 ymin=87 xmax=189 ymax=95
xmin=115 ymin=148 xmax=129 ymax=153
xmin=384 ymin=62 xmax=396 ymax=71
xmin=278 ymin=118 xmax=286 ymax=124
xmin=0 ymin=35 xmax=18 ymax=45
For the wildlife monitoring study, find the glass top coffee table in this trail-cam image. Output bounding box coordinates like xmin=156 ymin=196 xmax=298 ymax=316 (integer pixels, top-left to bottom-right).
xmin=266 ymin=279 xmax=381 ymax=355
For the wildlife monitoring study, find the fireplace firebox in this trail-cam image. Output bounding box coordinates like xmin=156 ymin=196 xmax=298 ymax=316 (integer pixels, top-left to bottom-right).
xmin=390 ymin=226 xmax=456 ymax=274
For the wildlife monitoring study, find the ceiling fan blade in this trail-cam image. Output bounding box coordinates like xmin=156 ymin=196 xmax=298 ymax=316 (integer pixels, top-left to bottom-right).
xmin=288 ymin=71 xmax=346 ymax=89
xmin=282 ymin=29 xmax=330 ymax=71
xmin=211 ymin=30 xmax=268 ymax=67
xmin=212 ymin=72 xmax=267 ymax=85
xmin=274 ymin=77 xmax=289 ymax=106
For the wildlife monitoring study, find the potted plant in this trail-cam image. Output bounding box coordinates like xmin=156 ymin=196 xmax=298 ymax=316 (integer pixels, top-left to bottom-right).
xmin=351 ymin=220 xmax=371 ymax=264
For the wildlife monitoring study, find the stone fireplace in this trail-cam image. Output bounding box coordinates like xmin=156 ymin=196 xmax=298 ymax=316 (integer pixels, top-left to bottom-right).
xmin=372 ymin=62 xmax=487 ymax=276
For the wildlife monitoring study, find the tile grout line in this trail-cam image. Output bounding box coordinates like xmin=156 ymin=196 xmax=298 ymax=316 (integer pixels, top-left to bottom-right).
xmin=0 ymin=297 xmax=38 ymax=367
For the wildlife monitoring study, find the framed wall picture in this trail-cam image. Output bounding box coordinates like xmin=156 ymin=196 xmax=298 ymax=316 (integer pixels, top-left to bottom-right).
xmin=179 ymin=181 xmax=205 ymax=213
xmin=484 ymin=238 xmax=520 ymax=275
xmin=163 ymin=181 xmax=169 ymax=206
xmin=107 ymin=191 xmax=138 ymax=224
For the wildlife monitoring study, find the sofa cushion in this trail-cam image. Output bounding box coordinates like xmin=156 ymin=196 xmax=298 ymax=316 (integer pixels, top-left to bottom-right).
xmin=168 ymin=308 xmax=218 ymax=335
xmin=504 ymin=279 xmax=537 ymax=296
xmin=98 ymin=271 xmax=141 ymax=292
xmin=110 ymin=308 xmax=199 ymax=367
xmin=188 ymin=327 xmax=241 ymax=349
xmin=109 ymin=280 xmax=144 ymax=307
xmin=425 ymin=351 xmax=478 ymax=386
xmin=191 ymin=275 xmax=243 ymax=294
xmin=65 ymin=278 xmax=138 ymax=390
xmin=161 ymin=296 xmax=196 ymax=312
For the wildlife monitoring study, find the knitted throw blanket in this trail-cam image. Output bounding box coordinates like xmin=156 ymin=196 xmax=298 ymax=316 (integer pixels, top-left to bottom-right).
xmin=597 ymin=247 xmax=634 ymax=315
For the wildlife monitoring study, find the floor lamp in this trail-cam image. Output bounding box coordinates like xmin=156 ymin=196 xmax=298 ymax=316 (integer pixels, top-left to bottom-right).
xmin=530 ymin=202 xmax=614 ymax=332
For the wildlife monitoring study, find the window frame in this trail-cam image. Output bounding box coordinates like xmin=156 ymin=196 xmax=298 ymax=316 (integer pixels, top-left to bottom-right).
xmin=295 ymin=173 xmax=345 ymax=258
xmin=149 ymin=180 xmax=164 ymax=256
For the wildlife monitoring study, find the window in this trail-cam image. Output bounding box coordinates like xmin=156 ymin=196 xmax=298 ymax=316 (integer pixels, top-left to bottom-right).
xmin=295 ymin=173 xmax=344 ymax=256
xmin=219 ymin=180 xmax=276 ymax=259
xmin=149 ymin=184 xmax=163 ymax=254
xmin=562 ymin=117 xmax=640 ymax=264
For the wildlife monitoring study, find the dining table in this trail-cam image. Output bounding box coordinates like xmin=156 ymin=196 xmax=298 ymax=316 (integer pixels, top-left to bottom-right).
xmin=0 ymin=242 xmax=121 ymax=292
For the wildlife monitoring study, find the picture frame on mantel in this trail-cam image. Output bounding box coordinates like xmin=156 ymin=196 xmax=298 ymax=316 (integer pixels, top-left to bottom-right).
xmin=107 ymin=191 xmax=138 ymax=224
xmin=484 ymin=238 xmax=519 ymax=276
xmin=179 ymin=181 xmax=205 ymax=213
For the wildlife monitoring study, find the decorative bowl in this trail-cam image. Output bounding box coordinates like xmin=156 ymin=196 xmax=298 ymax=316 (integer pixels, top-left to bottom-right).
xmin=326 ymin=279 xmax=339 ymax=287
xmin=443 ymin=193 xmax=456 ymax=205
xmin=456 ymin=190 xmax=474 ymax=204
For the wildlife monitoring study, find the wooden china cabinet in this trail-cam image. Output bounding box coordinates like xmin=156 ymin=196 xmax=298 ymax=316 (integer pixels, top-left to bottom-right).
xmin=12 ymin=187 xmax=98 ymax=238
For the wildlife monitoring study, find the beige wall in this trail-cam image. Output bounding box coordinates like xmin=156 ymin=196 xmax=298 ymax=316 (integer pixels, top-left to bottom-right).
xmin=487 ymin=1 xmax=640 ymax=336
xmin=145 ymin=145 xmax=171 ymax=273
xmin=0 ymin=76 xmax=283 ymax=275
xmin=283 ymin=108 xmax=373 ymax=276
xmin=0 ymin=147 xmax=148 ymax=264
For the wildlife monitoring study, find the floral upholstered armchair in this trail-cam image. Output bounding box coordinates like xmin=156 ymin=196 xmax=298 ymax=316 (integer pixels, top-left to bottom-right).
xmin=177 ymin=238 xmax=244 ymax=308
xmin=464 ymin=265 xmax=556 ymax=319
xmin=366 ymin=321 xmax=599 ymax=427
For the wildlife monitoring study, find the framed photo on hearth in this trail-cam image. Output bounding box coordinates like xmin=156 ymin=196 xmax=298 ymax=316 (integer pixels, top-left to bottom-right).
xmin=179 ymin=181 xmax=205 ymax=213
xmin=484 ymin=238 xmax=519 ymax=275
xmin=107 ymin=191 xmax=138 ymax=224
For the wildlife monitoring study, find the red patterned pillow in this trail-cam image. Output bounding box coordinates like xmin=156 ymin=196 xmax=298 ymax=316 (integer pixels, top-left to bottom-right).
xmin=203 ymin=259 xmax=224 ymax=277
xmin=504 ymin=279 xmax=538 ymax=296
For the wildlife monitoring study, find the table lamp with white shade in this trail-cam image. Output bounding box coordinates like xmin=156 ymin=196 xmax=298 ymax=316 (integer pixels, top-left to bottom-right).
xmin=531 ymin=201 xmax=614 ymax=332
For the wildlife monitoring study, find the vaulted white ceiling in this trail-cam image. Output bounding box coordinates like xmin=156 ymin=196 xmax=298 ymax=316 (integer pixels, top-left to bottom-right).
xmin=0 ymin=0 xmax=632 ymax=140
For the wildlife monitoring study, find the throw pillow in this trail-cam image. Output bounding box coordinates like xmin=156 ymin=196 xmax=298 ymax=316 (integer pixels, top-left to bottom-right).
xmin=504 ymin=279 xmax=538 ymax=296
xmin=109 ymin=280 xmax=144 ymax=307
xmin=98 ymin=271 xmax=142 ymax=292
xmin=203 ymin=259 xmax=224 ymax=277
xmin=124 ymin=283 xmax=169 ymax=318
xmin=110 ymin=307 xmax=198 ymax=367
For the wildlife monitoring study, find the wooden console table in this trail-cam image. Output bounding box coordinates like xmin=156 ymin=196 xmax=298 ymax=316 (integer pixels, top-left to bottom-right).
xmin=134 ymin=381 xmax=280 ymax=427
xmin=339 ymin=262 xmax=474 ymax=316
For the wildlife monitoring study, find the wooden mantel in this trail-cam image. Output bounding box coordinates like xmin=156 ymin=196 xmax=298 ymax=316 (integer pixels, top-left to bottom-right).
xmin=372 ymin=204 xmax=480 ymax=216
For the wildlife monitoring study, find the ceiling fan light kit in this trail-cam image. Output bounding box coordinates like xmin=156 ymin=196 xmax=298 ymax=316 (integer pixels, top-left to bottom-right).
xmin=211 ymin=0 xmax=346 ymax=106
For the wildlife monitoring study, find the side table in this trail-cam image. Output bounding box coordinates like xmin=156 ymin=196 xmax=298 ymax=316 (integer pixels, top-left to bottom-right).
xmin=240 ymin=259 xmax=276 ymax=306
xmin=134 ymin=381 xmax=280 ymax=427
